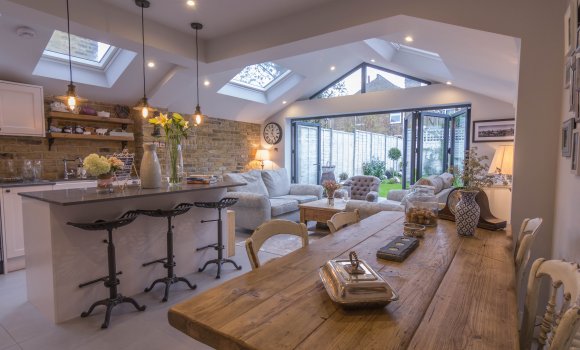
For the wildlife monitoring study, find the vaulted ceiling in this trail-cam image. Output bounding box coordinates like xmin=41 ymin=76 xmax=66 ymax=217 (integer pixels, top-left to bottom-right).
xmin=0 ymin=0 xmax=520 ymax=123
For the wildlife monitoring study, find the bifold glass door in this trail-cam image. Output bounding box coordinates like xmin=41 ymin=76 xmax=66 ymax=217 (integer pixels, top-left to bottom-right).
xmin=292 ymin=122 xmax=321 ymax=184
xmin=402 ymin=107 xmax=470 ymax=188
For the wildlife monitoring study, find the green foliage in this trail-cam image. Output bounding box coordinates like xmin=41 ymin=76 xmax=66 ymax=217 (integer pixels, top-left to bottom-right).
xmin=338 ymin=172 xmax=349 ymax=181
xmin=449 ymin=149 xmax=494 ymax=191
xmin=387 ymin=147 xmax=402 ymax=162
xmin=362 ymin=158 xmax=386 ymax=180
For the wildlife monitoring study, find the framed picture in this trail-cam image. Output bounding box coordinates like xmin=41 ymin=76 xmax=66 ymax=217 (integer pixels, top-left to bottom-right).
xmin=472 ymin=119 xmax=516 ymax=143
xmin=566 ymin=56 xmax=573 ymax=89
xmin=562 ymin=118 xmax=576 ymax=157
xmin=565 ymin=0 xmax=578 ymax=55
xmin=572 ymin=130 xmax=580 ymax=174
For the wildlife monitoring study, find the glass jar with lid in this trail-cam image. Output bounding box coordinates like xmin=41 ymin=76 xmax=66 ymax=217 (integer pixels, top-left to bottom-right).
xmin=403 ymin=185 xmax=438 ymax=226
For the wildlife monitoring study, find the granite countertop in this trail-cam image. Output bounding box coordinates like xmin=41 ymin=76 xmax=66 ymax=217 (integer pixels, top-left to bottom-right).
xmin=0 ymin=180 xmax=56 ymax=188
xmin=19 ymin=181 xmax=245 ymax=206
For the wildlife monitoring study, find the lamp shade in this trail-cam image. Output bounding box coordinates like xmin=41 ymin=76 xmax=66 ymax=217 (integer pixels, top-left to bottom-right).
xmin=488 ymin=145 xmax=514 ymax=175
xmin=255 ymin=149 xmax=270 ymax=161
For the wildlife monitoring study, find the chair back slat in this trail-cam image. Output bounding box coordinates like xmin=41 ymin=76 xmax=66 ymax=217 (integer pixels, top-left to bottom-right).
xmin=521 ymin=259 xmax=580 ymax=350
xmin=245 ymin=219 xmax=308 ymax=270
xmin=327 ymin=209 xmax=360 ymax=233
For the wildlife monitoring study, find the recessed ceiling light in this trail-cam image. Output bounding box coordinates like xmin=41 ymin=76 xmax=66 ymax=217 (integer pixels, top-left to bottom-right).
xmin=446 ymin=81 xmax=452 ymax=85
xmin=370 ymin=59 xmax=376 ymax=63
xmin=147 ymin=61 xmax=155 ymax=68
xmin=330 ymin=66 xmax=336 ymax=71
xmin=186 ymin=0 xmax=195 ymax=6
xmin=282 ymin=100 xmax=287 ymax=104
xmin=203 ymin=80 xmax=210 ymax=86
xmin=404 ymin=36 xmax=414 ymax=43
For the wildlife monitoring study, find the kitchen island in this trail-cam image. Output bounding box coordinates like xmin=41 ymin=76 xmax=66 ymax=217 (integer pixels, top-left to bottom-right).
xmin=19 ymin=181 xmax=244 ymax=323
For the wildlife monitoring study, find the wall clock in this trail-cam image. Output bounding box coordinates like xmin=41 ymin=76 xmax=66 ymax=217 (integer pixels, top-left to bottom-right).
xmin=263 ymin=122 xmax=282 ymax=145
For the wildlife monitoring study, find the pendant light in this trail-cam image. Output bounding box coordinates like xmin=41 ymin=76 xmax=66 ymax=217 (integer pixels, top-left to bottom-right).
xmin=57 ymin=0 xmax=84 ymax=111
xmin=191 ymin=22 xmax=204 ymax=126
xmin=134 ymin=0 xmax=156 ymax=118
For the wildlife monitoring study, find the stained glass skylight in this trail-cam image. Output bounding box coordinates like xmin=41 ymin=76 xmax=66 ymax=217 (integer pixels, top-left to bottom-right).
xmin=43 ymin=30 xmax=116 ymax=68
xmin=230 ymin=62 xmax=291 ymax=91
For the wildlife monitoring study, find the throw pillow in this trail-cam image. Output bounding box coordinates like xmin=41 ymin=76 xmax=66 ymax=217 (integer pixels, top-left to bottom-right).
xmin=439 ymin=172 xmax=454 ymax=189
xmin=261 ymin=168 xmax=291 ymax=197
xmin=223 ymin=170 xmax=269 ymax=196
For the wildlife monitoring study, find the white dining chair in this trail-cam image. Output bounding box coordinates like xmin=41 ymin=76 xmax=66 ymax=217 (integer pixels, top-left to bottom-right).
xmin=327 ymin=209 xmax=360 ymax=233
xmin=520 ymin=258 xmax=580 ymax=350
xmin=515 ymin=218 xmax=543 ymax=295
xmin=245 ymin=219 xmax=308 ymax=270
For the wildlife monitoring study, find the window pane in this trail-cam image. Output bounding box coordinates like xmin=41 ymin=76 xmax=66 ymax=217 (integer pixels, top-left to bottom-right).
xmin=45 ymin=30 xmax=112 ymax=63
xmin=231 ymin=62 xmax=290 ymax=90
xmin=314 ymin=68 xmax=362 ymax=99
xmin=366 ymin=67 xmax=426 ymax=92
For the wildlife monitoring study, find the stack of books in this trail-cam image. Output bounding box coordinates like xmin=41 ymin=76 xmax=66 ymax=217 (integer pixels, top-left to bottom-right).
xmin=186 ymin=175 xmax=218 ymax=184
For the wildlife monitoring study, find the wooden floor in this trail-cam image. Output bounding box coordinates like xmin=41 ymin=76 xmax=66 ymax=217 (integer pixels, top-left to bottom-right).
xmin=169 ymin=212 xmax=519 ymax=350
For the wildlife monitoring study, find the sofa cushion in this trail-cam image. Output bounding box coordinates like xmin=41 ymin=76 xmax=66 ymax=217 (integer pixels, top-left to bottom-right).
xmin=269 ymin=198 xmax=299 ymax=217
xmin=439 ymin=172 xmax=454 ymax=189
xmin=272 ymin=194 xmax=317 ymax=204
xmin=261 ymin=169 xmax=291 ymax=198
xmin=224 ymin=170 xmax=269 ymax=196
xmin=414 ymin=175 xmax=443 ymax=194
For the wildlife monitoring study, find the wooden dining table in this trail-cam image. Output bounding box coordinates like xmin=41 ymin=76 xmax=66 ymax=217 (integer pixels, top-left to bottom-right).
xmin=168 ymin=211 xmax=519 ymax=350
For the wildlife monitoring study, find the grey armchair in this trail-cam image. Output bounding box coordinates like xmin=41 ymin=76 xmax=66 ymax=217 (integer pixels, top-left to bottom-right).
xmin=340 ymin=175 xmax=381 ymax=202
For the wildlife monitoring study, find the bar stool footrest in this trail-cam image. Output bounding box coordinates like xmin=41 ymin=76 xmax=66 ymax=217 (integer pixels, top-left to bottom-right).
xmin=79 ymin=271 xmax=122 ymax=288
xmin=142 ymin=255 xmax=175 ymax=267
xmin=196 ymin=243 xmax=218 ymax=251
xmin=198 ymin=258 xmax=242 ymax=279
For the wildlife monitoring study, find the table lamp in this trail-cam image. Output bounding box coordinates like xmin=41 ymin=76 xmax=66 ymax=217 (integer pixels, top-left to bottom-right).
xmin=255 ymin=149 xmax=270 ymax=170
xmin=488 ymin=145 xmax=514 ymax=186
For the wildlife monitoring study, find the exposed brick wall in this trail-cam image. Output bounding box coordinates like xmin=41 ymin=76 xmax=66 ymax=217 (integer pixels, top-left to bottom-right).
xmin=0 ymin=99 xmax=261 ymax=180
xmin=142 ymin=112 xmax=262 ymax=175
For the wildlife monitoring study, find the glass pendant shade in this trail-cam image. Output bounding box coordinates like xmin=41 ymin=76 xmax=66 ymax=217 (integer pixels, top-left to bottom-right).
xmin=191 ymin=22 xmax=204 ymax=126
xmin=193 ymin=105 xmax=203 ymax=126
xmin=133 ymin=96 xmax=156 ymax=118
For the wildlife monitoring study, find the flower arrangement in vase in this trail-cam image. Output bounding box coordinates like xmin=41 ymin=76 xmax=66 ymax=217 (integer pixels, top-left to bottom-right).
xmin=83 ymin=154 xmax=125 ymax=193
xmin=148 ymin=112 xmax=192 ymax=186
xmin=322 ymin=180 xmax=341 ymax=206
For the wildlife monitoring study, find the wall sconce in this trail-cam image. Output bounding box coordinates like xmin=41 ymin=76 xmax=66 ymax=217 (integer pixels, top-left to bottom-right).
xmin=255 ymin=149 xmax=270 ymax=170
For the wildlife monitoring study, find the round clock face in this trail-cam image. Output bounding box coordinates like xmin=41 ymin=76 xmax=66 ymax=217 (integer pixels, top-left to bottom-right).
xmin=447 ymin=188 xmax=461 ymax=215
xmin=264 ymin=122 xmax=282 ymax=144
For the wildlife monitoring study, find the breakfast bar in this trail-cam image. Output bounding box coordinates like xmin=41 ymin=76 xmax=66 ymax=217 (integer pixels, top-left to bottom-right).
xmin=169 ymin=211 xmax=519 ymax=350
xmin=19 ymin=181 xmax=243 ymax=323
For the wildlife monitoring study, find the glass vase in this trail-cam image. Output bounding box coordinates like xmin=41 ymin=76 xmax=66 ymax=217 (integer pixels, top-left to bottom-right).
xmin=97 ymin=173 xmax=114 ymax=194
xmin=165 ymin=139 xmax=183 ymax=187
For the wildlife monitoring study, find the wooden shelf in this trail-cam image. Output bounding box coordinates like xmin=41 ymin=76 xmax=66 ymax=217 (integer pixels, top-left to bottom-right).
xmin=46 ymin=132 xmax=134 ymax=150
xmin=47 ymin=133 xmax=134 ymax=142
xmin=48 ymin=111 xmax=134 ymax=125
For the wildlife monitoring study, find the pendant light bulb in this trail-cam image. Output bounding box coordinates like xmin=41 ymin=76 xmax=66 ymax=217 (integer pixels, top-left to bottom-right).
xmin=133 ymin=0 xmax=156 ymax=118
xmin=142 ymin=105 xmax=149 ymax=118
xmin=67 ymin=95 xmax=76 ymax=111
xmin=191 ymin=22 xmax=204 ymax=126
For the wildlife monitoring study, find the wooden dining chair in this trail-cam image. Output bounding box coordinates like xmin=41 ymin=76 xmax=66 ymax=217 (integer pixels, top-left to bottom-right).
xmin=245 ymin=219 xmax=308 ymax=270
xmin=515 ymin=218 xmax=543 ymax=294
xmin=520 ymin=259 xmax=580 ymax=350
xmin=327 ymin=209 xmax=360 ymax=233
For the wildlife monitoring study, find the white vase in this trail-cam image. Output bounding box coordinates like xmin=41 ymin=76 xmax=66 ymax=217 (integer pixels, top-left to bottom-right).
xmin=140 ymin=143 xmax=161 ymax=189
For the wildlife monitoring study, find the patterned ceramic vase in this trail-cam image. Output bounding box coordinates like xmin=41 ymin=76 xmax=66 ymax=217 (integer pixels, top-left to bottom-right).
xmin=455 ymin=190 xmax=480 ymax=236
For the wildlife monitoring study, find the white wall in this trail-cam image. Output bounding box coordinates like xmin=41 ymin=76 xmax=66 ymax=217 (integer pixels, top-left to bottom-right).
xmin=263 ymin=84 xmax=515 ymax=170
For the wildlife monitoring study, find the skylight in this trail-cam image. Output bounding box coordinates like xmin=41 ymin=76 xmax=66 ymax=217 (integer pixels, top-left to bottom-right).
xmin=230 ymin=62 xmax=291 ymax=91
xmin=43 ymin=30 xmax=117 ymax=69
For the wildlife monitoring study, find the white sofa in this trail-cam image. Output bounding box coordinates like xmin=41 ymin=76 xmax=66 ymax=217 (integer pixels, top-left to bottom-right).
xmin=345 ymin=172 xmax=455 ymax=219
xmin=223 ymin=169 xmax=323 ymax=230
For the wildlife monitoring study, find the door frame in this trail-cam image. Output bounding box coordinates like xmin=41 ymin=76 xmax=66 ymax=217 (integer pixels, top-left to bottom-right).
xmin=291 ymin=121 xmax=322 ymax=184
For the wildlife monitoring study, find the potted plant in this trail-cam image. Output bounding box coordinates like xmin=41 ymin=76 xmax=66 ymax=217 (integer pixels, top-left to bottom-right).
xmin=449 ymin=149 xmax=494 ymax=236
xmin=83 ymin=154 xmax=125 ymax=193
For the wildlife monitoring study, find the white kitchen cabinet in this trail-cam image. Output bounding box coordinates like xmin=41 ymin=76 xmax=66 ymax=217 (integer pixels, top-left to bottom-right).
xmin=0 ymin=80 xmax=45 ymax=137
xmin=1 ymin=185 xmax=53 ymax=272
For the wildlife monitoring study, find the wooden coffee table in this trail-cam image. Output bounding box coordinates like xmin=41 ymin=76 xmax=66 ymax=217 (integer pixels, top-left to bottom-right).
xmin=299 ymin=198 xmax=347 ymax=227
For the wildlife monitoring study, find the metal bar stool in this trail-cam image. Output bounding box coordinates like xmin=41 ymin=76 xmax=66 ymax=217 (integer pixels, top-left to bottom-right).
xmin=68 ymin=211 xmax=146 ymax=329
xmin=195 ymin=197 xmax=241 ymax=279
xmin=139 ymin=203 xmax=197 ymax=302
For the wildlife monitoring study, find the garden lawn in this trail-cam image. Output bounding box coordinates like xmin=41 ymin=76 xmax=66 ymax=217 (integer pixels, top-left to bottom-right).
xmin=378 ymin=181 xmax=403 ymax=198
